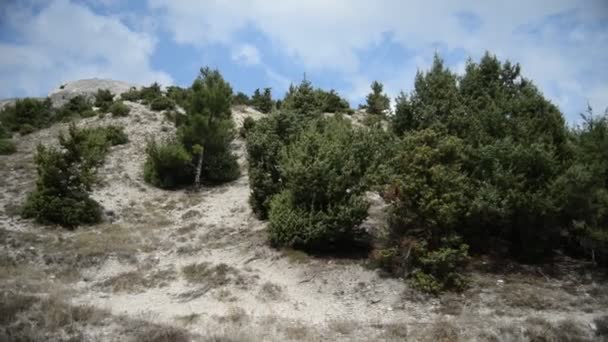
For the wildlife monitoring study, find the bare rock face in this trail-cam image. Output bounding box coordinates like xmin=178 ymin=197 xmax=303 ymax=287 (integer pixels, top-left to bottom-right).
xmin=48 ymin=78 xmax=140 ymax=107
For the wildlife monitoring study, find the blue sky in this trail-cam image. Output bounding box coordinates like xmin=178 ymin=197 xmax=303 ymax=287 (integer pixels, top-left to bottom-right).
xmin=0 ymin=0 xmax=607 ymax=123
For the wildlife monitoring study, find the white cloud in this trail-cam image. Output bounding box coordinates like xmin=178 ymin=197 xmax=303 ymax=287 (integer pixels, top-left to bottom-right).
xmin=231 ymin=44 xmax=261 ymax=66
xmin=0 ymin=0 xmax=172 ymax=98
xmin=149 ymin=0 xmax=608 ymax=119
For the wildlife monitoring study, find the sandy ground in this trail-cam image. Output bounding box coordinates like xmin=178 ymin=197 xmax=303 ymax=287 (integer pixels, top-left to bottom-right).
xmin=1 ymin=83 xmax=607 ymax=341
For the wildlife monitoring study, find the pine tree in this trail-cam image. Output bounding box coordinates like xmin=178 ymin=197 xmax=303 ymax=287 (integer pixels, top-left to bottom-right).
xmin=366 ymin=81 xmax=390 ymax=115
xmin=179 ymin=67 xmax=239 ymax=184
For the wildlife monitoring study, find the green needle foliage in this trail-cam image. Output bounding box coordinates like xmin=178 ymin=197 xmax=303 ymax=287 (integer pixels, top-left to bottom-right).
xmin=144 ymin=67 xmax=240 ymax=189
xmin=22 ymin=124 xmax=128 ymax=228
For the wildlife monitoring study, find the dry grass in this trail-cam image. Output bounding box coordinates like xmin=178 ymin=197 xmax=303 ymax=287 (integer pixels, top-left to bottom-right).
xmin=0 ymin=290 xmax=109 ymax=341
xmin=132 ymin=323 xmax=191 ymax=342
xmin=523 ymin=317 xmax=558 ymax=341
xmin=257 ymin=281 xmax=283 ymax=301
xmin=216 ymin=306 xmax=249 ymax=325
xmin=60 ymin=224 xmax=141 ymax=265
xmin=213 ymin=289 xmax=238 ymax=302
xmin=174 ymin=313 xmax=200 ymax=326
xmin=438 ymin=294 xmax=464 ymax=315
xmin=181 ymin=262 xmax=250 ymax=289
xmin=176 ymin=223 xmax=198 ymax=235
xmin=500 ymin=283 xmax=565 ymax=311
xmin=425 ymin=320 xmax=459 ymax=342
xmin=380 ymin=322 xmax=409 ymax=340
xmin=181 ymin=209 xmax=200 ymax=220
xmin=98 ymin=267 xmax=177 ymax=293
xmin=327 ymin=318 xmax=356 ymax=335
xmin=282 ymin=322 xmax=312 ymax=340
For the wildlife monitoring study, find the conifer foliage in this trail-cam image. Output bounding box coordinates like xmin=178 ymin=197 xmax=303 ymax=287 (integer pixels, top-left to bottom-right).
xmin=22 ymin=124 xmax=128 ymax=228
xmin=144 ymin=67 xmax=240 ymax=189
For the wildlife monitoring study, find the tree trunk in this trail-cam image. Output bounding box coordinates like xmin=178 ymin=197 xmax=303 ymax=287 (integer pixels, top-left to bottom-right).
xmin=194 ymin=150 xmax=204 ymax=188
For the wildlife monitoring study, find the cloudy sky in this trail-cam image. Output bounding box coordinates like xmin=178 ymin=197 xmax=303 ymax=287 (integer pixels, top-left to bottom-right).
xmin=0 ymin=0 xmax=606 ymax=122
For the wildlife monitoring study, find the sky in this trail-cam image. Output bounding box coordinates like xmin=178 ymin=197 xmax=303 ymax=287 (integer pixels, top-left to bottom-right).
xmin=0 ymin=0 xmax=607 ymax=123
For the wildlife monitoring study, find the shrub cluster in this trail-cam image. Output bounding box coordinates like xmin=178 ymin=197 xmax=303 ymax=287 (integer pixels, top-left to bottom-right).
xmin=121 ymin=83 xmax=177 ymax=112
xmin=233 ymin=91 xmax=251 ymax=106
xmin=94 ymin=89 xmax=115 ymax=112
xmin=0 ymin=123 xmax=16 ymax=155
xmin=267 ymin=118 xmax=373 ymax=251
xmin=0 ymin=98 xmax=54 ymax=134
xmin=252 ymin=88 xmax=273 ymax=113
xmin=143 ymin=67 xmax=240 ymax=189
xmin=369 ymin=52 xmax=608 ymax=291
xmin=109 ymin=101 xmax=130 ymax=117
xmin=248 ymin=107 xmax=392 ymax=252
xmin=248 ymin=52 xmax=608 ymax=293
xmin=22 ymin=124 xmax=128 ymax=228
xmin=281 ymin=79 xmax=352 ymax=115
xmin=150 ymin=96 xmax=175 ymax=111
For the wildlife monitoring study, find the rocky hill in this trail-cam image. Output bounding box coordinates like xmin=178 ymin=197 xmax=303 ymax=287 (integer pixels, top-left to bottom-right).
xmin=0 ymin=80 xmax=606 ymax=341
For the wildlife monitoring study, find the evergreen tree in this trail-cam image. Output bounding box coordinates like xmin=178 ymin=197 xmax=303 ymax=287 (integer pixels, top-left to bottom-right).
xmin=393 ymin=54 xmax=465 ymax=136
xmin=365 ymin=81 xmax=390 ymax=115
xmin=252 ymin=88 xmax=273 ymax=113
xmin=282 ymin=79 xmax=320 ymax=116
xmin=179 ymin=67 xmax=239 ymax=185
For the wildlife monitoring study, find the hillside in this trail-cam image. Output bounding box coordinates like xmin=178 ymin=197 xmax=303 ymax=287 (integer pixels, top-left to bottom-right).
xmin=1 ymin=79 xmax=607 ymax=341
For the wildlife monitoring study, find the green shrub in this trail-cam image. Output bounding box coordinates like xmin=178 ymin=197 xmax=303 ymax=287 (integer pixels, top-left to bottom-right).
xmin=81 ymin=109 xmax=97 ymax=118
xmin=268 ymin=190 xmax=368 ymax=251
xmin=0 ymin=123 xmax=9 ymax=139
xmin=120 ymin=87 xmax=141 ymax=101
xmin=410 ymin=237 xmax=469 ymax=294
xmin=375 ymin=129 xmax=472 ymax=292
xmin=247 ymin=111 xmax=304 ymax=219
xmin=267 ymin=117 xmax=374 ymax=251
xmin=150 ymin=96 xmax=175 ymax=111
xmin=166 ymin=86 xmax=191 ymax=109
xmin=64 ymin=95 xmax=92 ymax=113
xmin=96 ymin=125 xmax=129 ymax=145
xmin=282 ymin=79 xmax=322 ymax=117
xmin=239 ymin=117 xmax=256 ymax=138
xmin=94 ymin=89 xmax=114 ymax=112
xmin=139 ymin=82 xmax=163 ymax=104
xmin=200 ymin=148 xmax=240 ymax=184
xmin=109 ymin=101 xmax=130 ymax=117
xmin=252 ymin=88 xmax=273 ymax=113
xmin=316 ymin=89 xmax=350 ymax=113
xmin=233 ymin=91 xmax=250 ymax=106
xmin=0 ymin=139 xmax=16 ymax=155
xmin=0 ymin=98 xmax=54 ymax=133
xmin=143 ymin=138 xmax=193 ymax=189
xmin=21 ymin=124 xmax=123 ymax=228
xmin=19 ymin=124 xmax=35 ymax=135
